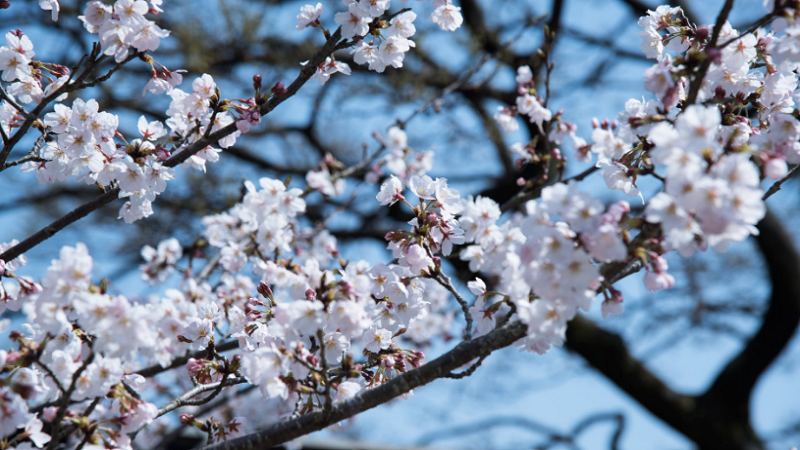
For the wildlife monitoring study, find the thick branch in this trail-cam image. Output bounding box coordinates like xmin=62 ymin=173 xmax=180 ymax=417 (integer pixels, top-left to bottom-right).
xmin=564 ymin=315 xmax=695 ymax=432
xmin=199 ymin=321 xmax=528 ymax=450
xmin=700 ymin=209 xmax=800 ymax=424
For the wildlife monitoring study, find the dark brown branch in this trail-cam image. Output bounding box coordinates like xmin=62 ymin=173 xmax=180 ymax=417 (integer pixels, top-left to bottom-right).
xmin=0 ymin=188 xmax=120 ymax=263
xmin=762 ymin=164 xmax=800 ymax=200
xmin=564 ymin=315 xmax=695 ymax=435
xmin=199 ymin=321 xmax=529 ymax=450
xmin=136 ymin=340 xmax=239 ymax=378
xmin=699 ymin=209 xmax=800 ymax=432
xmin=685 ymin=0 xmax=735 ymax=106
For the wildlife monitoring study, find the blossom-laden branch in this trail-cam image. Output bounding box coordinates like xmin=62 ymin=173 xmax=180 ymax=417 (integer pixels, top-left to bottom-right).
xmin=148 ymin=376 xmax=248 ymax=428
xmin=0 ymin=25 xmax=346 ymax=264
xmin=199 ymin=321 xmax=530 ymax=450
xmin=684 ymin=0 xmax=735 ymax=105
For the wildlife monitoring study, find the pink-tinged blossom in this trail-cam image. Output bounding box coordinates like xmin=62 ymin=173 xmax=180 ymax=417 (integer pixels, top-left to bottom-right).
xmin=388 ymin=11 xmax=416 ymax=39
xmin=378 ymin=36 xmax=414 ymax=69
xmin=116 ymin=401 xmax=158 ymax=434
xmin=599 ymin=161 xmax=640 ymax=198
xmin=494 ymin=107 xmax=519 ymax=132
xmin=296 ymin=3 xmax=323 ymax=30
xmin=763 ymin=156 xmax=788 ymax=180
xmin=385 ymin=126 xmax=407 ymax=152
xmin=7 ymin=78 xmax=43 ymax=104
xmin=0 ymin=47 xmax=31 ymax=82
xmin=352 ymin=40 xmax=385 ymax=72
xmin=638 ymin=17 xmax=665 ymax=60
xmin=307 ymin=169 xmax=345 ymax=196
xmin=322 ymin=332 xmax=350 ymax=362
xmin=430 ymin=3 xmax=463 ymax=31
xmin=467 ymin=278 xmax=486 ymax=296
xmin=129 ymin=20 xmax=170 ymax=52
xmin=336 ymin=381 xmax=362 ymax=400
xmin=399 ymin=244 xmax=434 ymax=274
xmin=274 ymin=300 xmax=325 ymax=336
xmin=408 ymin=174 xmax=436 ymax=200
xmin=644 ymin=256 xmax=675 ymax=291
xmin=306 ymin=56 xmax=351 ymax=86
xmin=601 ymin=295 xmax=624 ymax=319
xmin=115 ymin=0 xmax=149 ymax=25
xmin=516 ymin=94 xmax=552 ymax=126
xmin=516 ymin=65 xmax=533 ymax=84
xmin=356 ymin=0 xmax=390 ymax=17
xmin=363 ymin=326 xmax=392 ymax=352
xmin=377 ymin=175 xmax=403 ymax=206
xmin=80 ymin=1 xmax=113 ymax=29
xmin=0 ymin=388 xmax=30 ymax=436
xmin=193 ymin=74 xmax=216 ymax=99
xmin=769 ymin=26 xmax=800 ymax=68
xmin=335 ymin=4 xmax=370 ymax=39
xmin=469 ymin=295 xmax=495 ymax=338
xmin=23 ymin=417 xmax=51 ymax=448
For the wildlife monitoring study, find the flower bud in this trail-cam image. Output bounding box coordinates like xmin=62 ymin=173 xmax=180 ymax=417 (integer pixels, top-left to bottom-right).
xmin=257 ymin=281 xmax=273 ymax=299
xmin=180 ymin=414 xmax=198 ymax=426
xmin=253 ymin=74 xmax=262 ymax=91
xmin=271 ymin=82 xmax=287 ymax=96
xmin=49 ymin=64 xmax=70 ymax=77
xmin=694 ymin=25 xmax=710 ymax=42
xmin=706 ymin=48 xmax=722 ymax=65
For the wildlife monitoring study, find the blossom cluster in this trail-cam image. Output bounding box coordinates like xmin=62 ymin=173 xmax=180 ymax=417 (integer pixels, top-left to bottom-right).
xmin=78 ymin=0 xmax=169 ymax=61
xmin=297 ymin=0 xmax=463 ymax=83
xmin=490 ymin=3 xmax=800 ymax=310
xmin=15 ymin=70 xmax=241 ymax=223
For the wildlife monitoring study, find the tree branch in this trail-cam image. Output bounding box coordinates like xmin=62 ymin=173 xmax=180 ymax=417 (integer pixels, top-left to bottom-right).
xmin=199 ymin=321 xmax=529 ymax=450
xmin=699 ymin=209 xmax=800 ymax=429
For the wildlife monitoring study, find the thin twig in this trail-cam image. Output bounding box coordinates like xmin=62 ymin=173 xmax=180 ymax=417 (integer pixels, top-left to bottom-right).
xmin=434 ymin=271 xmax=473 ymax=340
xmin=444 ymin=356 xmax=485 ymax=379
xmin=685 ymin=0 xmax=735 ymax=105
xmin=763 ymin=164 xmax=800 ymax=200
xmin=35 ymin=360 xmax=66 ymax=394
xmin=500 ymin=165 xmax=599 ymax=212
xmin=0 ymin=84 xmax=34 ymax=119
xmin=136 ymin=339 xmax=238 ymax=378
xmin=45 ymin=350 xmax=96 ymax=450
xmin=316 ymin=329 xmax=333 ymax=419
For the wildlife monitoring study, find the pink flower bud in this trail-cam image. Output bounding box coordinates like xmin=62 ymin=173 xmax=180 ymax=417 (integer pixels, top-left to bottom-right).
xmin=706 ymin=48 xmax=722 ymax=65
xmin=695 ymin=26 xmax=710 ymax=42
xmin=764 ymin=157 xmax=788 ymax=180
xmin=305 ymin=288 xmax=316 ymax=301
xmin=179 ymin=414 xmax=196 ymax=425
xmin=271 ymin=82 xmax=286 ymax=95
xmin=44 ymin=406 xmax=59 ymax=422
xmin=186 ymin=358 xmax=206 ymax=376
xmin=257 ymin=281 xmax=273 ymax=298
